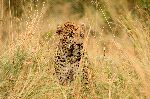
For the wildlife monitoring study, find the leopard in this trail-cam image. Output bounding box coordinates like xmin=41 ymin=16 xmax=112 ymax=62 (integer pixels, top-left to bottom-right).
xmin=54 ymin=22 xmax=92 ymax=87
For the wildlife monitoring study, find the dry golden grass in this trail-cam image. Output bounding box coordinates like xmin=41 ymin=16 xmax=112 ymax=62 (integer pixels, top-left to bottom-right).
xmin=0 ymin=0 xmax=150 ymax=99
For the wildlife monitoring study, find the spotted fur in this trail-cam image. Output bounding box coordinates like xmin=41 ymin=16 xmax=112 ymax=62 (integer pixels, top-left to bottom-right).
xmin=54 ymin=22 xmax=91 ymax=86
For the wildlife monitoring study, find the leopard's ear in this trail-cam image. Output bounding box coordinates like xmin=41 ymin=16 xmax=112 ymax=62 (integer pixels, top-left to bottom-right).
xmin=81 ymin=23 xmax=85 ymax=29
xmin=56 ymin=25 xmax=62 ymax=35
xmin=80 ymin=23 xmax=85 ymax=38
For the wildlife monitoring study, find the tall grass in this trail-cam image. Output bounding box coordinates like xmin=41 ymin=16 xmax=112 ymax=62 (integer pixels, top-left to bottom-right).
xmin=0 ymin=0 xmax=150 ymax=99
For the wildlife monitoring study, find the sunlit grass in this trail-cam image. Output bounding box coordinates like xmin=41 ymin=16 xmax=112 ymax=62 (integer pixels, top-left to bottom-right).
xmin=0 ymin=0 xmax=150 ymax=99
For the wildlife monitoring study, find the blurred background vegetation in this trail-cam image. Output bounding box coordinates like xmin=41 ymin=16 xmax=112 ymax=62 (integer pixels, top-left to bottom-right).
xmin=0 ymin=0 xmax=149 ymax=43
xmin=1 ymin=0 xmax=150 ymax=17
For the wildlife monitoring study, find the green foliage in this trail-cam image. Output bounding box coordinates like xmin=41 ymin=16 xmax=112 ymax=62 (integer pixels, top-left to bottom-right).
xmin=91 ymin=57 xmax=146 ymax=98
xmin=71 ymin=1 xmax=85 ymax=18
xmin=13 ymin=48 xmax=26 ymax=75
xmin=141 ymin=0 xmax=150 ymax=8
xmin=0 ymin=48 xmax=26 ymax=98
xmin=42 ymin=31 xmax=53 ymax=41
xmin=139 ymin=0 xmax=150 ymax=14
